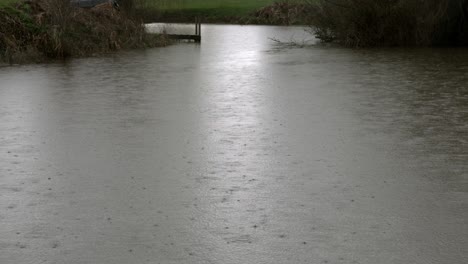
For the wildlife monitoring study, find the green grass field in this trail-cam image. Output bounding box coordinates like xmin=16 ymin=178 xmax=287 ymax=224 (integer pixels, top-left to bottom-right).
xmin=139 ymin=0 xmax=279 ymax=18
xmin=0 ymin=0 xmax=280 ymax=11
xmin=0 ymin=0 xmax=290 ymax=23
xmin=1 ymin=0 xmax=278 ymax=15
xmin=147 ymin=0 xmax=276 ymax=11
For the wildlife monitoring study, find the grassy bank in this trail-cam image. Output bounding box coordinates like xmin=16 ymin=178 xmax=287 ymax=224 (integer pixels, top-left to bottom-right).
xmin=138 ymin=0 xmax=275 ymax=21
xmin=307 ymin=0 xmax=468 ymax=47
xmin=0 ymin=0 xmax=169 ymax=64
xmin=0 ymin=0 xmax=15 ymax=6
xmin=137 ymin=0 xmax=310 ymax=25
xmin=148 ymin=0 xmax=276 ymax=14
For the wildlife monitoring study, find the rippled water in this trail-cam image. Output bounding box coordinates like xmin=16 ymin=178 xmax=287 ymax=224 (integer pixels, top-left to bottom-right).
xmin=1 ymin=25 xmax=467 ymax=264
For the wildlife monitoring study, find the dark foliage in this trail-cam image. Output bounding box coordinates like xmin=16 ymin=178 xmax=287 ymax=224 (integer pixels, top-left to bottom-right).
xmin=307 ymin=0 xmax=468 ymax=47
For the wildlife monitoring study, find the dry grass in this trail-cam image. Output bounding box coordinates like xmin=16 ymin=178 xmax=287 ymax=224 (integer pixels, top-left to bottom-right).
xmin=248 ymin=1 xmax=310 ymax=25
xmin=0 ymin=0 xmax=169 ymax=63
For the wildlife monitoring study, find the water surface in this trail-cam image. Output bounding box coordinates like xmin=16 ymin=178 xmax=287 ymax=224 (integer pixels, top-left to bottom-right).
xmin=1 ymin=25 xmax=467 ymax=264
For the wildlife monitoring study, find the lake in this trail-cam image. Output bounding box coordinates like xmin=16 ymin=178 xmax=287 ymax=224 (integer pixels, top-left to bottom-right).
xmin=1 ymin=24 xmax=467 ymax=264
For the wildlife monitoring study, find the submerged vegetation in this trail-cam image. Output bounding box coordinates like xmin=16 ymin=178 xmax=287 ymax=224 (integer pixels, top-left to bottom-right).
xmin=307 ymin=0 xmax=468 ymax=47
xmin=0 ymin=0 xmax=168 ymax=64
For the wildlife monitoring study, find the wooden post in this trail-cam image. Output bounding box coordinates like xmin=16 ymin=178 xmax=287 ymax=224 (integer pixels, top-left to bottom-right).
xmin=194 ymin=17 xmax=201 ymax=43
xmin=194 ymin=17 xmax=201 ymax=36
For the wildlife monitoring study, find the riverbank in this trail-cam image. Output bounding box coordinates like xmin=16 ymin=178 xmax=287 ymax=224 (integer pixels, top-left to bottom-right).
xmin=0 ymin=0 xmax=169 ymax=64
xmin=139 ymin=1 xmax=310 ymax=25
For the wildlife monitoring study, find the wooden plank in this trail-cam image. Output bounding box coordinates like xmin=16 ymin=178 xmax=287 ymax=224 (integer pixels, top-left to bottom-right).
xmin=166 ymin=21 xmax=201 ymax=43
xmin=71 ymin=0 xmax=110 ymax=8
xmin=167 ymin=34 xmax=201 ymax=42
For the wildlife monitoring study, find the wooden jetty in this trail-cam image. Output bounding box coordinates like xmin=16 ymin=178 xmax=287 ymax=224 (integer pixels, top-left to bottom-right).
xmin=71 ymin=0 xmax=121 ymax=8
xmin=167 ymin=19 xmax=202 ymax=43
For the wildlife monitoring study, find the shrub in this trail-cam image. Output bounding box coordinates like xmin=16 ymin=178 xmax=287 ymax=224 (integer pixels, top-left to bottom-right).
xmin=307 ymin=0 xmax=468 ymax=47
xmin=1 ymin=0 xmax=168 ymax=63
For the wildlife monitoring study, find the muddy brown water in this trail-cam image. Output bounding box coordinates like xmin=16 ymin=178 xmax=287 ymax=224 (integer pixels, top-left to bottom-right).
xmin=1 ymin=25 xmax=467 ymax=264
